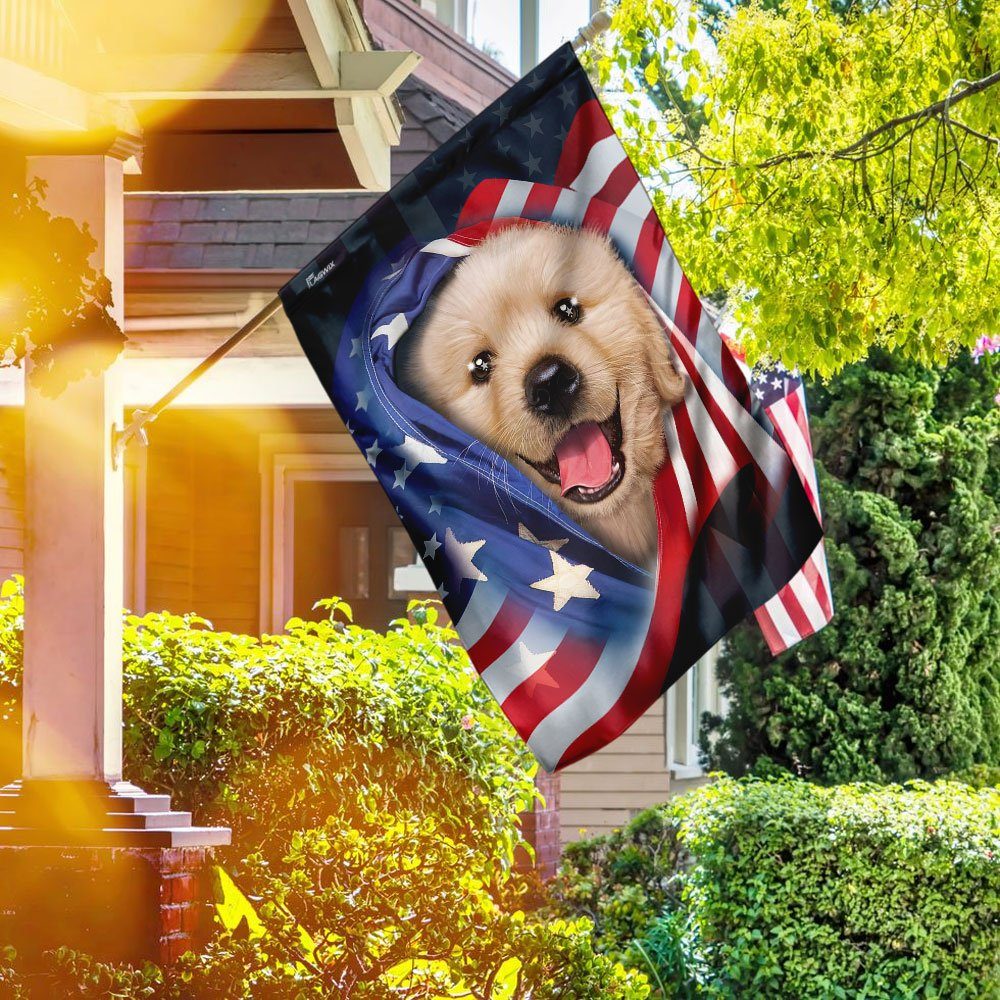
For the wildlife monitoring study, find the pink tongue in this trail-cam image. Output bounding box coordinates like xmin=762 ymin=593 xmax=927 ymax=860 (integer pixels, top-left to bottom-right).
xmin=555 ymin=422 xmax=613 ymax=494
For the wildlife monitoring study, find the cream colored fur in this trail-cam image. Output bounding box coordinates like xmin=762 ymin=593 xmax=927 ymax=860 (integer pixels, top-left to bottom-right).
xmin=399 ymin=223 xmax=685 ymax=565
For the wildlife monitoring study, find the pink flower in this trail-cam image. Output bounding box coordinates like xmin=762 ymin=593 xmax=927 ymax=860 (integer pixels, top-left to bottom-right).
xmin=460 ymin=714 xmax=475 ymax=731
xmin=971 ymin=334 xmax=1000 ymax=363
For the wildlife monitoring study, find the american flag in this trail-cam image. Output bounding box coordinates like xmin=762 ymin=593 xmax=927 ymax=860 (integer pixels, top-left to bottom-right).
xmin=281 ymin=44 xmax=830 ymax=770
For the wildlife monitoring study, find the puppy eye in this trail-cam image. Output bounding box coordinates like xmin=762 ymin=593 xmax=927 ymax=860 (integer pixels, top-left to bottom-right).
xmin=553 ymin=297 xmax=582 ymax=324
xmin=468 ymin=350 xmax=494 ymax=384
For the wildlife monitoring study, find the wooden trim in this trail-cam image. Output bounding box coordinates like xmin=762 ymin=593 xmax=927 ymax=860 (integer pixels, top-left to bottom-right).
xmin=125 ymin=270 xmax=297 ymax=293
xmin=258 ymin=433 xmax=369 ymax=633
xmin=0 ymin=55 xmax=139 ymax=136
xmin=90 ymin=50 xmax=418 ymax=101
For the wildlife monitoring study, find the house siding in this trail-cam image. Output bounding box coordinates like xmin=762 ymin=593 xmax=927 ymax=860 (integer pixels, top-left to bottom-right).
xmin=559 ymin=697 xmax=671 ymax=843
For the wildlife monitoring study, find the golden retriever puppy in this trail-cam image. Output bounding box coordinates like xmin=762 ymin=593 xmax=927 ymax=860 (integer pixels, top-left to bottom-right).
xmin=398 ymin=223 xmax=685 ymax=566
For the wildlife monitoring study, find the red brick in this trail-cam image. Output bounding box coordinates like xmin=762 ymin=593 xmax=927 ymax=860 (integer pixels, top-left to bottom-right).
xmin=159 ymin=934 xmax=193 ymax=965
xmin=162 ymin=873 xmax=200 ymax=905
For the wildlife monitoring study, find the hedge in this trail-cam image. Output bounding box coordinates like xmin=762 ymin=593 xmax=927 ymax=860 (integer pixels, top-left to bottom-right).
xmin=0 ymin=579 xmax=649 ymax=998
xmin=552 ymin=775 xmax=1000 ymax=999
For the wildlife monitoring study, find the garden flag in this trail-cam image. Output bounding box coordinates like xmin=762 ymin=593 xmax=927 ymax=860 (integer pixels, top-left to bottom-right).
xmin=281 ymin=43 xmax=832 ymax=771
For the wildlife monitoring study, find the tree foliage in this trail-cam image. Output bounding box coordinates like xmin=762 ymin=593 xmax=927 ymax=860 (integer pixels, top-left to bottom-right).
xmin=599 ymin=0 xmax=1000 ymax=375
xmin=0 ymin=157 xmax=124 ymax=395
xmin=706 ymin=351 xmax=999 ymax=784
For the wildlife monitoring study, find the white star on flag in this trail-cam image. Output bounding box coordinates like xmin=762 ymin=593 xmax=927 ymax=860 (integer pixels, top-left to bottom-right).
xmin=355 ymin=389 xmax=371 ymax=412
xmin=372 ymin=312 xmax=409 ymax=350
xmin=365 ymin=442 xmax=382 ymax=467
xmin=444 ymin=528 xmax=487 ymax=582
xmin=349 ymin=337 xmax=362 ymax=358
xmin=423 ymin=533 xmax=441 ymax=559
xmin=518 ymin=523 xmax=568 ymax=551
xmin=428 ymin=496 xmax=443 ymax=515
xmin=437 ymin=583 xmax=449 ymax=601
xmin=517 ymin=642 xmax=560 ymax=696
xmin=393 ymin=465 xmax=412 ymax=490
xmin=394 ymin=435 xmax=447 ymax=470
xmin=531 ymin=551 xmax=600 ymax=612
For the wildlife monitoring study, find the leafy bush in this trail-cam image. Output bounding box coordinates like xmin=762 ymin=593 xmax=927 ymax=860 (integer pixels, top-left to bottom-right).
xmin=0 ymin=580 xmax=649 ymax=997
xmin=707 ymin=351 xmax=999 ymax=784
xmin=552 ymin=775 xmax=1000 ymax=999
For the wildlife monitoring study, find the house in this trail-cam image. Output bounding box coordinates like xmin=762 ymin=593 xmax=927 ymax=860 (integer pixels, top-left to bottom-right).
xmin=0 ymin=0 xmax=724 ymax=865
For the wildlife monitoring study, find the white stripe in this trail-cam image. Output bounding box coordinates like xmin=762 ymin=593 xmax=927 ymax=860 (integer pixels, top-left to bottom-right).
xmin=421 ymin=237 xmax=472 ymax=257
xmin=767 ymin=394 xmax=820 ymax=513
xmin=494 ymin=179 xmax=533 ymax=220
xmin=762 ymin=592 xmax=802 ymax=649
xmin=651 ymin=249 xmax=683 ymax=320
xmin=553 ymin=186 xmax=588 ymax=226
xmin=606 ymin=202 xmax=648 ymax=262
xmin=619 ymin=180 xmax=652 ymax=219
xmin=479 ymin=617 xmax=569 ymax=705
xmin=787 ymin=566 xmax=828 ymax=633
xmin=662 ymin=413 xmax=697 ymax=534
xmin=660 ymin=307 xmax=790 ymax=491
xmin=681 ymin=382 xmax=741 ymax=494
xmin=569 ymin=134 xmax=626 ymax=195
xmin=454 ymin=583 xmax=506 ymax=649
xmin=526 ymin=631 xmax=646 ymax=771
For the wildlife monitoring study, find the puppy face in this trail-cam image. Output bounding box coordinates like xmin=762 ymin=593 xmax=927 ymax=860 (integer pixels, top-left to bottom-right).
xmin=399 ymin=223 xmax=684 ymax=560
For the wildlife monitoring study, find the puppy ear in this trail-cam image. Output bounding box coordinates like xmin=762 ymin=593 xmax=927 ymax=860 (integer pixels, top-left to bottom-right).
xmin=647 ymin=330 xmax=686 ymax=406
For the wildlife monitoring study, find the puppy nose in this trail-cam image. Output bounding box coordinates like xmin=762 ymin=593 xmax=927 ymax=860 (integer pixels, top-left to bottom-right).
xmin=525 ymin=356 xmax=581 ymax=417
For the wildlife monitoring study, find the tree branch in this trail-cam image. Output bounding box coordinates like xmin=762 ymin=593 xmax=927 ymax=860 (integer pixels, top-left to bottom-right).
xmin=749 ymin=69 xmax=1000 ymax=170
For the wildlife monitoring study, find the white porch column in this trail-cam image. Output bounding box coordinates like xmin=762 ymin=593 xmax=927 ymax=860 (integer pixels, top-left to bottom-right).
xmin=21 ymin=155 xmax=125 ymax=783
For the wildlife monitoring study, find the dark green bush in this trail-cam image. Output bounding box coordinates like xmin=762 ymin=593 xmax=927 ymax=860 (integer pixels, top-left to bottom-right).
xmin=0 ymin=580 xmax=649 ymax=998
xmin=707 ymin=352 xmax=1000 ymax=783
xmin=552 ymin=775 xmax=1000 ymax=999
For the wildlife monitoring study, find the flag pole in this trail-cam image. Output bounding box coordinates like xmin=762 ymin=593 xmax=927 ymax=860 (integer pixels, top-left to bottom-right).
xmin=112 ymin=8 xmax=613 ymax=465
xmin=111 ymin=293 xmax=284 ymax=465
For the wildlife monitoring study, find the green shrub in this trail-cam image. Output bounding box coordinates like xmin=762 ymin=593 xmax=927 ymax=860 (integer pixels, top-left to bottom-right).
xmin=951 ymin=763 xmax=1000 ymax=789
xmin=707 ymin=352 xmax=1000 ymax=784
xmin=553 ymin=775 xmax=1000 ymax=999
xmin=0 ymin=580 xmax=650 ymax=997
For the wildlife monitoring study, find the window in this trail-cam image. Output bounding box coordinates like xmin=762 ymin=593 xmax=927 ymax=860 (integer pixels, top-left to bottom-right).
xmin=259 ymin=435 xmax=421 ymax=632
xmin=665 ymin=645 xmax=724 ymax=780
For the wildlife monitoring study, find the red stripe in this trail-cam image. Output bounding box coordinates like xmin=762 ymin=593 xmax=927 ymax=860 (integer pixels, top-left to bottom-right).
xmin=754 ymin=603 xmax=787 ymax=654
xmin=776 ymin=582 xmax=812 ymax=641
xmin=785 ymin=386 xmax=812 ymax=453
xmin=555 ymin=98 xmax=615 ymax=188
xmin=466 ymin=597 xmax=533 ymax=674
xmin=671 ymin=403 xmax=721 ymax=525
xmin=671 ymin=339 xmax=754 ymax=473
xmin=674 ymin=275 xmax=702 ymax=341
xmin=800 ymin=552 xmax=833 ymax=622
xmin=582 ymin=197 xmax=617 ymax=232
xmin=767 ymin=401 xmax=818 ymax=513
xmin=522 ymin=183 xmax=562 ymax=220
xmin=720 ymin=340 xmax=751 ymax=410
xmin=556 ymin=459 xmax=695 ymax=768
xmin=594 ymin=158 xmax=641 ymax=208
xmin=632 ymin=210 xmax=666 ymax=292
xmin=500 ymin=634 xmax=605 ymax=741
xmin=457 ymin=178 xmax=508 ymax=228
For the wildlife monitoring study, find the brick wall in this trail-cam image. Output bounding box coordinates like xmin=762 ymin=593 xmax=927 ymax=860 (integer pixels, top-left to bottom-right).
xmin=516 ymin=769 xmax=561 ymax=881
xmin=0 ymin=845 xmax=215 ymax=965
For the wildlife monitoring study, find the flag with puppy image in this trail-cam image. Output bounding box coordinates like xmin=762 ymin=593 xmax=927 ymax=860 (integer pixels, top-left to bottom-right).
xmin=280 ymin=44 xmax=832 ymax=771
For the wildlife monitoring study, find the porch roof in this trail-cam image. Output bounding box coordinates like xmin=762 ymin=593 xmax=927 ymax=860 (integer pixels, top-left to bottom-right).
xmin=122 ymin=79 xmax=470 ymax=273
